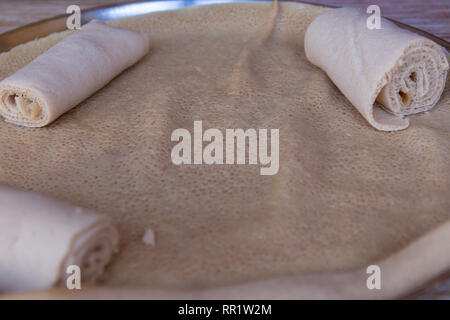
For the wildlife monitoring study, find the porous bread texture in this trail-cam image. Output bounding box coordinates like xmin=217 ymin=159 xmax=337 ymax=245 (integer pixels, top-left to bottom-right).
xmin=0 ymin=2 xmax=448 ymax=298
xmin=304 ymin=7 xmax=449 ymax=131
xmin=377 ymin=41 xmax=448 ymax=115
xmin=0 ymin=183 xmax=119 ymax=293
xmin=0 ymin=86 xmax=47 ymax=124
xmin=0 ymin=20 xmax=150 ymax=127
xmin=5 ymin=219 xmax=450 ymax=299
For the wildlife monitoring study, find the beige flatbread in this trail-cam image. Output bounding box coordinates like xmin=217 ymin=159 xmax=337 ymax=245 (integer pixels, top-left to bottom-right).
xmin=0 ymin=20 xmax=149 ymax=127
xmin=0 ymin=183 xmax=118 ymax=293
xmin=3 ymin=219 xmax=450 ymax=299
xmin=0 ymin=2 xmax=449 ymax=299
xmin=305 ymin=8 xmax=449 ymax=131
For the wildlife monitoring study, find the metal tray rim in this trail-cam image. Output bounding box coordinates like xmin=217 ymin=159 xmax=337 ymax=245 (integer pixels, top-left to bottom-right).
xmin=0 ymin=0 xmax=448 ymax=300
xmin=0 ymin=0 xmax=449 ymax=54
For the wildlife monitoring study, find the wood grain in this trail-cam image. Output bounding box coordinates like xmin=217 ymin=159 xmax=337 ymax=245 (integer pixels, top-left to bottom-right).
xmin=0 ymin=0 xmax=448 ymax=41
xmin=0 ymin=0 xmax=448 ymax=300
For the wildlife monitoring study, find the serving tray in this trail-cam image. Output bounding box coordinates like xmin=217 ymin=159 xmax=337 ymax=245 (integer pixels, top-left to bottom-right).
xmin=0 ymin=0 xmax=448 ymax=300
xmin=0 ymin=0 xmax=449 ymax=54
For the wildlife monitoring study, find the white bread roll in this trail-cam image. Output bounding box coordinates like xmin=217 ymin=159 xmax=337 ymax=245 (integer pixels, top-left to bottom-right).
xmin=0 ymin=20 xmax=149 ymax=127
xmin=305 ymin=8 xmax=448 ymax=131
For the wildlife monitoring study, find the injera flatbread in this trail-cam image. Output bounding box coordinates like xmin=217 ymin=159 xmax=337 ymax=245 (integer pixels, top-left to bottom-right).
xmin=0 ymin=183 xmax=119 ymax=293
xmin=0 ymin=20 xmax=149 ymax=127
xmin=0 ymin=2 xmax=449 ymax=299
xmin=305 ymin=7 xmax=449 ymax=131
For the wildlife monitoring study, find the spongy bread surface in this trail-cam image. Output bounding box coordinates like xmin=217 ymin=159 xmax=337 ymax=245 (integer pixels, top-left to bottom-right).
xmin=0 ymin=2 xmax=448 ymax=290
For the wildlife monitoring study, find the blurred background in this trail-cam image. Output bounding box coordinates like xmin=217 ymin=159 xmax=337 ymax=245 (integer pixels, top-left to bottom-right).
xmin=0 ymin=0 xmax=448 ymax=41
xmin=0 ymin=0 xmax=448 ymax=300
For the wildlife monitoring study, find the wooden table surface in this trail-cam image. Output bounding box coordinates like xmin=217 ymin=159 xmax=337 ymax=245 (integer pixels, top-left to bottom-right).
xmin=0 ymin=0 xmax=448 ymax=300
xmin=0 ymin=0 xmax=449 ymax=42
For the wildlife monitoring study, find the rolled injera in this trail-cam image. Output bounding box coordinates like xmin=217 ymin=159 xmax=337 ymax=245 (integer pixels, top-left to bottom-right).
xmin=305 ymin=7 xmax=449 ymax=131
xmin=0 ymin=20 xmax=149 ymax=127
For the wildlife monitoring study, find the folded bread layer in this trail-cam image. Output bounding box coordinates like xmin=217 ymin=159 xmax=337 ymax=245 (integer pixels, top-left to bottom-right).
xmin=0 ymin=183 xmax=119 ymax=293
xmin=305 ymin=8 xmax=449 ymax=131
xmin=0 ymin=20 xmax=149 ymax=127
xmin=0 ymin=2 xmax=449 ymax=299
xmin=4 ymin=219 xmax=450 ymax=300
